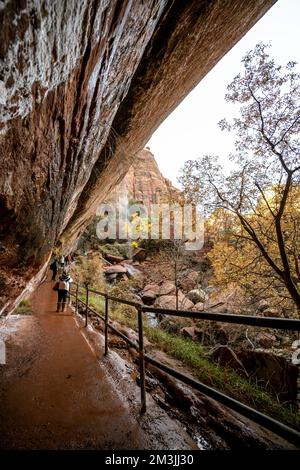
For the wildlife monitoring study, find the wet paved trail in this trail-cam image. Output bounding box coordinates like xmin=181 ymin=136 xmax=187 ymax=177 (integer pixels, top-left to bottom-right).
xmin=0 ymin=276 xmax=150 ymax=450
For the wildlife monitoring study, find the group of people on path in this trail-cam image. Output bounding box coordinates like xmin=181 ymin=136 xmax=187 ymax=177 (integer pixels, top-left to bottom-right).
xmin=49 ymin=254 xmax=73 ymax=281
xmin=49 ymin=255 xmax=73 ymax=312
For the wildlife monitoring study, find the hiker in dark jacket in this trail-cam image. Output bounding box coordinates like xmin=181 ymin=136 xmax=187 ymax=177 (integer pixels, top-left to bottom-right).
xmin=49 ymin=259 xmax=58 ymax=281
xmin=54 ymin=271 xmax=72 ymax=312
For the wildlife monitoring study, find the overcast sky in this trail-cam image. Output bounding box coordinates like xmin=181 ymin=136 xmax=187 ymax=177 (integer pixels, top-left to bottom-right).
xmin=147 ymin=0 xmax=300 ymax=187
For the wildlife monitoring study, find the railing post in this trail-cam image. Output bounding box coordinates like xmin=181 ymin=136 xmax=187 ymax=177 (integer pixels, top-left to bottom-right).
xmin=85 ymin=286 xmax=89 ymax=327
xmin=137 ymin=305 xmax=146 ymax=413
xmin=104 ymin=294 xmax=109 ymax=356
xmin=75 ymin=283 xmax=79 ymax=312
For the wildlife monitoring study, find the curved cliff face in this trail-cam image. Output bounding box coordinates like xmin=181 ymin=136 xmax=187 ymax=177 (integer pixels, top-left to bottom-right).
xmin=0 ymin=0 xmax=275 ymax=313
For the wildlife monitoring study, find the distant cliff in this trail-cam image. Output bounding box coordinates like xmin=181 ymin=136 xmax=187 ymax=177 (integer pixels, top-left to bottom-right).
xmin=106 ymin=147 xmax=180 ymax=208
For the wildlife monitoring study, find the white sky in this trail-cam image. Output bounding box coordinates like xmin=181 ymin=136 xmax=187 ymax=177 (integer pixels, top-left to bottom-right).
xmin=147 ymin=0 xmax=300 ymax=187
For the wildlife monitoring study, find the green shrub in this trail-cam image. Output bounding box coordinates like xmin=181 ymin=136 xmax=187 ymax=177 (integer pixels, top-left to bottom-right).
xmin=15 ymin=299 xmax=31 ymax=314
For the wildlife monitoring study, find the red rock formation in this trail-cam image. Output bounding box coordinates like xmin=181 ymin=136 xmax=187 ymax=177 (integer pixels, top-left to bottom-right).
xmin=0 ymin=0 xmax=276 ymax=313
xmin=107 ymin=147 xmax=180 ymax=207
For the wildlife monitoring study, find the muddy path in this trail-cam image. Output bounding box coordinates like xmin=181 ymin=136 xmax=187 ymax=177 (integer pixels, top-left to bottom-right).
xmin=0 ymin=276 xmax=195 ymax=450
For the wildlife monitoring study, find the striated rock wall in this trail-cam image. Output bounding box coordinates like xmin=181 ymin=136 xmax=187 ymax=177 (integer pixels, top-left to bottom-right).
xmin=0 ymin=0 xmax=276 ymax=313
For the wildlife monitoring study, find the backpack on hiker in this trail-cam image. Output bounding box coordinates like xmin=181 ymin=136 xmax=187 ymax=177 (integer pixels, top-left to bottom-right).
xmin=52 ymin=282 xmax=59 ymax=291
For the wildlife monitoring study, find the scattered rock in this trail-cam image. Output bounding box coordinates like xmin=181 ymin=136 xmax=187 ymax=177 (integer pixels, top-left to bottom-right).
xmin=205 ymin=286 xmax=216 ymax=295
xmin=179 ymin=271 xmax=199 ymax=292
xmin=103 ymin=265 xmax=127 ymax=274
xmin=237 ymin=350 xmax=299 ymax=402
xmin=106 ymin=273 xmax=118 ymax=282
xmin=122 ymin=263 xmax=143 ymax=280
xmin=156 ymin=295 xmax=177 ymax=310
xmin=210 ymin=346 xmax=249 ymax=378
xmin=143 ymin=284 xmax=160 ymax=296
xmin=141 ymin=283 xmax=159 ymax=304
xmin=180 ymin=326 xmax=201 ymax=341
xmin=193 ymin=328 xmax=211 ymax=346
xmin=180 ymin=296 xmax=195 ymax=310
xmin=159 ymin=315 xmax=180 ymax=334
xmin=186 ymin=289 xmax=206 ymax=304
xmin=141 ymin=291 xmax=156 ymax=305
xmin=103 ymin=253 xmax=125 ymax=264
xmin=257 ymin=299 xmax=269 ymax=312
xmin=158 ymin=281 xmax=176 ymax=296
xmin=256 ymin=332 xmax=277 ymax=348
xmin=280 ymin=336 xmax=291 ymax=347
xmin=213 ymin=327 xmax=229 ymax=345
xmin=132 ymin=248 xmax=146 ymax=263
xmin=156 ymin=292 xmax=194 ymax=311
xmin=192 ymin=302 xmax=204 ymax=311
xmin=262 ymin=308 xmax=278 ymax=317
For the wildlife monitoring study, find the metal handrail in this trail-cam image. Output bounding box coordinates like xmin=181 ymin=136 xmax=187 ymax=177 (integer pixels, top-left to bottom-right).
xmin=142 ymin=306 xmax=300 ymax=331
xmin=69 ymin=282 xmax=300 ymax=448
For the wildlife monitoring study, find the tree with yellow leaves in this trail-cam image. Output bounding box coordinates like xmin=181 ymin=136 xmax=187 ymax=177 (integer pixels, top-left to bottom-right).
xmin=179 ymin=44 xmax=300 ymax=312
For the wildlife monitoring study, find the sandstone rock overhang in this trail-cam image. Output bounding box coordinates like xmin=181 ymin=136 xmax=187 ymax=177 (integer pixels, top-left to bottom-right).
xmin=0 ymin=0 xmax=276 ymax=313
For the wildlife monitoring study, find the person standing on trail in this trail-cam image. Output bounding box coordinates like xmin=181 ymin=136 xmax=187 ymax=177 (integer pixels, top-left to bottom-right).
xmin=66 ymin=254 xmax=72 ymax=265
xmin=53 ymin=271 xmax=72 ymax=312
xmin=60 ymin=255 xmax=65 ymax=269
xmin=49 ymin=258 xmax=58 ymax=281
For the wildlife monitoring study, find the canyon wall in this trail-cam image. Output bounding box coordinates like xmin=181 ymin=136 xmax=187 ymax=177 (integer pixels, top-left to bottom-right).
xmin=106 ymin=147 xmax=180 ymax=208
xmin=0 ymin=0 xmax=276 ymax=313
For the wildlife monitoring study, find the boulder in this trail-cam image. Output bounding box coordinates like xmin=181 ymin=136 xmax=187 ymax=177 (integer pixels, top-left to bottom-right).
xmin=180 ymin=296 xmax=195 ymax=310
xmin=210 ymin=346 xmax=249 ymax=378
xmin=143 ymin=284 xmax=160 ymax=296
xmin=257 ymin=299 xmax=269 ymax=312
xmin=179 ymin=271 xmax=199 ymax=292
xmin=156 ymin=295 xmax=178 ymax=310
xmin=262 ymin=308 xmax=279 ymax=317
xmin=121 ymin=263 xmax=143 ymax=280
xmin=193 ymin=328 xmax=211 ymax=346
xmin=256 ymin=332 xmax=277 ymax=348
xmin=205 ymin=286 xmax=216 ymax=295
xmin=156 ymin=292 xmax=194 ymax=310
xmin=186 ymin=289 xmax=206 ymax=304
xmin=180 ymin=326 xmax=201 ymax=341
xmin=237 ymin=350 xmax=299 ymax=402
xmin=106 ymin=273 xmax=118 ymax=282
xmin=141 ymin=291 xmax=156 ymax=305
xmin=192 ymin=302 xmax=204 ymax=311
xmin=182 ymin=324 xmax=228 ymax=346
xmin=158 ymin=281 xmax=176 ymax=296
xmin=280 ymin=336 xmax=291 ymax=347
xmin=213 ymin=327 xmax=229 ymax=345
xmin=159 ymin=315 xmax=180 ymax=334
xmin=132 ymin=248 xmax=146 ymax=263
xmin=103 ymin=253 xmax=124 ymax=264
xmin=103 ymin=265 xmax=127 ymax=275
